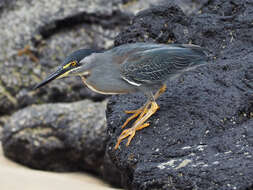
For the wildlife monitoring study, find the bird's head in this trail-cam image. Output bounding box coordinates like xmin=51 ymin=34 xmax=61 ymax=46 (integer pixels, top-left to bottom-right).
xmin=33 ymin=49 xmax=100 ymax=89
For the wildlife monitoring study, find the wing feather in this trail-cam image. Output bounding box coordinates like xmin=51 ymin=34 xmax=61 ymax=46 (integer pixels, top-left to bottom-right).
xmin=120 ymin=43 xmax=207 ymax=85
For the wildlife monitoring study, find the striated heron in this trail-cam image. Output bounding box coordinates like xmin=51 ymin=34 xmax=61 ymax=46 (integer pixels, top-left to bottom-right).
xmin=34 ymin=43 xmax=208 ymax=149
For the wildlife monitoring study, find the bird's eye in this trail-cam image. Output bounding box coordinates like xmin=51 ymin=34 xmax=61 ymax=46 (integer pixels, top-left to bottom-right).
xmin=63 ymin=61 xmax=78 ymax=69
xmin=71 ymin=61 xmax=77 ymax=67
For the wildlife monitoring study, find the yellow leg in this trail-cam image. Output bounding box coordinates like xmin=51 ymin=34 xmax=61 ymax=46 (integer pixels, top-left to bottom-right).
xmin=121 ymin=109 xmax=142 ymax=129
xmin=125 ymin=109 xmax=142 ymax=114
xmin=121 ymin=84 xmax=166 ymax=129
xmin=121 ymin=101 xmax=151 ymax=129
xmin=114 ymin=101 xmax=159 ymax=149
xmin=126 ymin=122 xmax=150 ymax=146
xmin=154 ymin=84 xmax=166 ymax=99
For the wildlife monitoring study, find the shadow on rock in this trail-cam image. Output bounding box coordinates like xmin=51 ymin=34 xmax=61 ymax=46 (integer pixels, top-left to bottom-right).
xmin=2 ymin=100 xmax=121 ymax=186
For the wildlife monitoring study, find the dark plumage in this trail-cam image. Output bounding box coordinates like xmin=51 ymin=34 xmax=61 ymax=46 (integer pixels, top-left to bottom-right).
xmin=115 ymin=43 xmax=207 ymax=86
xmin=34 ymin=42 xmax=208 ymax=149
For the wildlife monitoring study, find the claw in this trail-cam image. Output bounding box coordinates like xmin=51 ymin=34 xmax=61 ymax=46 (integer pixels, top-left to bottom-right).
xmin=114 ymin=85 xmax=166 ymax=150
xmin=126 ymin=123 xmax=150 ymax=146
xmin=114 ymin=101 xmax=159 ymax=149
xmin=126 ymin=130 xmax=136 ymax=146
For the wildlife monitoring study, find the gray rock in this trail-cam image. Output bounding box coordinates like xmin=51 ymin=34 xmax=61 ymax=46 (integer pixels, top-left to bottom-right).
xmin=0 ymin=0 xmax=130 ymax=116
xmin=0 ymin=0 xmax=162 ymax=187
xmin=0 ymin=116 xmax=9 ymax=140
xmin=119 ymin=0 xmax=165 ymax=15
xmin=173 ymin=0 xmax=209 ymax=15
xmin=0 ymin=0 xmax=162 ymax=116
xmin=106 ymin=1 xmax=253 ymax=189
xmin=2 ymin=100 xmax=108 ymax=173
xmin=0 ymin=0 xmax=16 ymax=12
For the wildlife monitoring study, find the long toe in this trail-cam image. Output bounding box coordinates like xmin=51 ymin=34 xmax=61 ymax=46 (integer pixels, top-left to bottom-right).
xmin=125 ymin=109 xmax=142 ymax=114
xmin=126 ymin=123 xmax=150 ymax=146
xmin=114 ymin=122 xmax=151 ymax=149
xmin=115 ymin=101 xmax=159 ymax=150
xmin=121 ymin=101 xmax=151 ymax=129
xmin=121 ymin=109 xmax=142 ymax=129
xmin=114 ymin=128 xmax=133 ymax=149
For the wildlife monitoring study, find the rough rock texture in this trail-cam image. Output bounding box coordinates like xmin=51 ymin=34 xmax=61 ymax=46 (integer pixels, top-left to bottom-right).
xmin=107 ymin=1 xmax=253 ymax=189
xmin=173 ymin=0 xmax=209 ymax=15
xmin=115 ymin=0 xmax=253 ymax=58
xmin=114 ymin=2 xmax=191 ymax=45
xmin=0 ymin=0 xmax=129 ymax=116
xmin=120 ymin=0 xmax=166 ymax=15
xmin=0 ymin=116 xmax=9 ymax=140
xmin=0 ymin=0 xmax=167 ymax=117
xmin=100 ymin=151 xmax=123 ymax=187
xmin=2 ymin=100 xmax=108 ymax=173
xmin=0 ymin=0 xmax=164 ymax=187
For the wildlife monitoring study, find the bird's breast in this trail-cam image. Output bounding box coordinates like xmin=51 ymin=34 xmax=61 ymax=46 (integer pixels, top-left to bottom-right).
xmin=80 ymin=64 xmax=138 ymax=95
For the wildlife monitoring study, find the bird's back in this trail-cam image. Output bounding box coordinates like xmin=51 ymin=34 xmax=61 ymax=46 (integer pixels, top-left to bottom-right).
xmin=115 ymin=43 xmax=208 ymax=85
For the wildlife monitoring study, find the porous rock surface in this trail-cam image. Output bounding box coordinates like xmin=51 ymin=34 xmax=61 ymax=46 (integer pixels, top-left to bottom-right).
xmin=0 ymin=0 xmax=162 ymax=187
xmin=0 ymin=0 xmax=168 ymax=116
xmin=2 ymin=0 xmax=253 ymax=189
xmin=2 ymin=100 xmax=107 ymax=172
xmin=107 ymin=1 xmax=253 ymax=189
xmin=2 ymin=99 xmax=123 ymax=186
xmin=0 ymin=0 xmax=131 ymax=116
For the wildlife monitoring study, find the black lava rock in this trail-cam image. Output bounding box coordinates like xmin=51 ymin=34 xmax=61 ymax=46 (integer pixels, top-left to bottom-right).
xmin=115 ymin=2 xmax=190 ymax=45
xmin=106 ymin=0 xmax=253 ymax=189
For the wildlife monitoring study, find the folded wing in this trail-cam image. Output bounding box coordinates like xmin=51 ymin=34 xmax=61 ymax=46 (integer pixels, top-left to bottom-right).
xmin=120 ymin=44 xmax=208 ymax=85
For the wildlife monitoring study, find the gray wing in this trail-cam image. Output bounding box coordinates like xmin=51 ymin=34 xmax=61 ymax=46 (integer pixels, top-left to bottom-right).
xmin=120 ymin=44 xmax=208 ymax=85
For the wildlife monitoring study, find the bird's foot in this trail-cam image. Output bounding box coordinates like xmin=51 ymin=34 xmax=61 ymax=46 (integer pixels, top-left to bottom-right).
xmin=114 ymin=123 xmax=150 ymax=149
xmin=121 ymin=104 xmax=150 ymax=129
xmin=120 ymin=84 xmax=166 ymax=129
xmin=124 ymin=109 xmax=143 ymax=114
xmin=114 ymin=101 xmax=159 ymax=149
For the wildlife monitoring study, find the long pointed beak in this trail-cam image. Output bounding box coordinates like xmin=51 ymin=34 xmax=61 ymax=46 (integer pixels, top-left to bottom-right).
xmin=33 ymin=67 xmax=67 ymax=89
xmin=65 ymin=65 xmax=90 ymax=77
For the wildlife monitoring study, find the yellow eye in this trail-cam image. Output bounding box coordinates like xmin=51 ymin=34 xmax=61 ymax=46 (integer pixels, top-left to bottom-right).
xmin=63 ymin=61 xmax=77 ymax=69
xmin=71 ymin=61 xmax=77 ymax=67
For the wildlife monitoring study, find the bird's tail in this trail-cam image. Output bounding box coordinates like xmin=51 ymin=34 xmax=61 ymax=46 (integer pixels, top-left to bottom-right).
xmin=181 ymin=44 xmax=210 ymax=60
